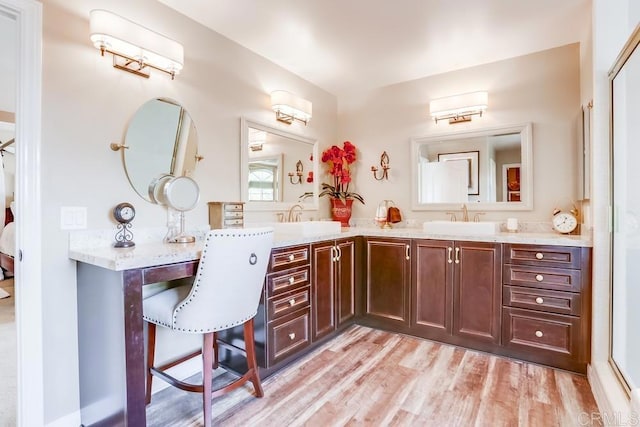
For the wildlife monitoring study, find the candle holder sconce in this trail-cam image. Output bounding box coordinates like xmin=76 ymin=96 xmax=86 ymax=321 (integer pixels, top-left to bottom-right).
xmin=289 ymin=160 xmax=304 ymax=184
xmin=371 ymin=151 xmax=390 ymax=181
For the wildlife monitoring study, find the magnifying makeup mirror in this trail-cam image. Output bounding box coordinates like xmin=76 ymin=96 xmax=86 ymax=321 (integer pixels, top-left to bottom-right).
xmin=160 ymin=175 xmax=200 ymax=243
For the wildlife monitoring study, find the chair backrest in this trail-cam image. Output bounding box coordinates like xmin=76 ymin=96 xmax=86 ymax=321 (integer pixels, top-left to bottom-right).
xmin=172 ymin=227 xmax=274 ymax=332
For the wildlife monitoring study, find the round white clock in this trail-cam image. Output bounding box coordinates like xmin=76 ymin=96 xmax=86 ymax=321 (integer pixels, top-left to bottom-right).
xmin=552 ymin=210 xmax=578 ymax=234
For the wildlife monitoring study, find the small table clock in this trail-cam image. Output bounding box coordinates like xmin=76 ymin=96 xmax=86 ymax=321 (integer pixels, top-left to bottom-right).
xmin=551 ymin=207 xmax=579 ymax=235
xmin=113 ymin=202 xmax=136 ymax=248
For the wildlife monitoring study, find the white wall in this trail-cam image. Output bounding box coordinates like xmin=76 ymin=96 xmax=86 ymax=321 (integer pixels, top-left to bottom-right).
xmin=41 ymin=0 xmax=337 ymax=423
xmin=589 ymin=0 xmax=640 ymax=420
xmin=0 ymin=13 xmax=16 ymax=113
xmin=337 ymin=44 xmax=582 ymax=223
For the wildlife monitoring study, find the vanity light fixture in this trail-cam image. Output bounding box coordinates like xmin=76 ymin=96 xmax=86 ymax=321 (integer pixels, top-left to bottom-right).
xmin=271 ymin=91 xmax=312 ymax=125
xmin=288 ymin=160 xmax=304 ymax=184
xmin=371 ymin=151 xmax=390 ymax=181
xmin=429 ymin=91 xmax=488 ymax=124
xmin=89 ymin=9 xmax=184 ymax=80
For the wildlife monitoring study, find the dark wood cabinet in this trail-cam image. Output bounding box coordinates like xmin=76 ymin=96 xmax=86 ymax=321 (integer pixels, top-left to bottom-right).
xmin=453 ymin=241 xmax=502 ymax=345
xmin=310 ymin=238 xmax=356 ymax=342
xmin=411 ymin=239 xmax=452 ymax=340
xmin=501 ymin=244 xmax=591 ymax=373
xmin=363 ymin=237 xmax=411 ymax=331
xmin=412 ymin=239 xmax=501 ymax=348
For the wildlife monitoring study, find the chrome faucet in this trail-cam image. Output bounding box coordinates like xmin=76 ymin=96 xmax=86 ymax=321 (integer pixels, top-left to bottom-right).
xmin=461 ymin=204 xmax=469 ymax=222
xmin=287 ymin=204 xmax=304 ymax=222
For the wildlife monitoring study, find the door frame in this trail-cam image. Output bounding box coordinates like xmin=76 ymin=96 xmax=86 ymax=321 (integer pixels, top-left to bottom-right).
xmin=0 ymin=0 xmax=43 ymax=425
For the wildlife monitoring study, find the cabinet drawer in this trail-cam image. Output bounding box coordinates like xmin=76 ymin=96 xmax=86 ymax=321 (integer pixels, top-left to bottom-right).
xmin=504 ymin=244 xmax=583 ymax=269
xmin=503 ymin=264 xmax=581 ymax=292
xmin=503 ymin=286 xmax=581 ymax=316
xmin=267 ymin=286 xmax=310 ymax=320
xmin=224 ymin=203 xmax=244 ymax=212
xmin=269 ymin=245 xmax=310 ymax=271
xmin=502 ymin=308 xmax=580 ymax=357
xmin=223 ymin=218 xmax=243 ymax=227
xmin=266 ymin=265 xmax=309 ymax=297
xmin=268 ymin=308 xmax=311 ymax=365
xmin=224 ymin=211 xmax=244 ymax=219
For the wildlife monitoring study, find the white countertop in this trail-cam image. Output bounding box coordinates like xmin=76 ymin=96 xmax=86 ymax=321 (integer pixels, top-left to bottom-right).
xmin=69 ymin=226 xmax=592 ymax=272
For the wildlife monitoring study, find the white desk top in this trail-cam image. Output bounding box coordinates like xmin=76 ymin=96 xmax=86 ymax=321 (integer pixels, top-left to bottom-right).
xmin=69 ymin=225 xmax=592 ymax=272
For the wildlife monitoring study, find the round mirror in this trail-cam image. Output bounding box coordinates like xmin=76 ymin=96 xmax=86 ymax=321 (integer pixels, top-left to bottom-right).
xmin=122 ymin=98 xmax=199 ymax=203
xmin=164 ymin=176 xmax=200 ymax=212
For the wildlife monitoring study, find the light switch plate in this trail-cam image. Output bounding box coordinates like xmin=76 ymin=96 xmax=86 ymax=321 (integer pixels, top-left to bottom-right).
xmin=60 ymin=206 xmax=87 ymax=230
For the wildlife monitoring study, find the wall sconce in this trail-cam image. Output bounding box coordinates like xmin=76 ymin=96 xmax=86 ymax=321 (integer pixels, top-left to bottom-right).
xmin=288 ymin=160 xmax=304 ymax=184
xmin=371 ymin=151 xmax=390 ymax=181
xmin=271 ymin=91 xmax=312 ymax=125
xmin=89 ymin=9 xmax=184 ymax=80
xmin=429 ymin=91 xmax=488 ymax=124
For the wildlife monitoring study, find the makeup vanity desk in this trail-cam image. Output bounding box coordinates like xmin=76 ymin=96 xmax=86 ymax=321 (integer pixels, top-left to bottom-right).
xmin=70 ymin=227 xmax=592 ymax=426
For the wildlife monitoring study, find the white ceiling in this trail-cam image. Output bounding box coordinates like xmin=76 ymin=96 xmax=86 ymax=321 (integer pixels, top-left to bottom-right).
xmin=159 ymin=0 xmax=591 ymax=96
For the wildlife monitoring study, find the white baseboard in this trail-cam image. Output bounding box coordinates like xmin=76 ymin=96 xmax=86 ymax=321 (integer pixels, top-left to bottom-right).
xmin=45 ymin=410 xmax=81 ymax=427
xmin=588 ymin=362 xmax=633 ymax=425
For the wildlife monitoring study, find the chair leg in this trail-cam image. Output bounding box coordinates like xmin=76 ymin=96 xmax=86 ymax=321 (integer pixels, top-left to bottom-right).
xmin=243 ymin=318 xmax=264 ymax=397
xmin=212 ymin=331 xmax=219 ymax=370
xmin=145 ymin=322 xmax=157 ymax=405
xmin=202 ymin=332 xmax=214 ymax=427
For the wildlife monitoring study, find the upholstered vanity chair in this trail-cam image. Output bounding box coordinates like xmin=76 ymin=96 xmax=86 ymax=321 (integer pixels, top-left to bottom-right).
xmin=143 ymin=227 xmax=274 ymax=427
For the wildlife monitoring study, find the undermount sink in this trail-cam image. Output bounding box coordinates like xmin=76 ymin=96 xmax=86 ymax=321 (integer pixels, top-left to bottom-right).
xmin=422 ymin=220 xmax=500 ymax=236
xmin=262 ymin=221 xmax=342 ymax=236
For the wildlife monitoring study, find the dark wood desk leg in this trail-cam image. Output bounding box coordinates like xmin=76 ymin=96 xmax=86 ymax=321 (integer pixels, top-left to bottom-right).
xmin=123 ymin=270 xmax=146 ymax=426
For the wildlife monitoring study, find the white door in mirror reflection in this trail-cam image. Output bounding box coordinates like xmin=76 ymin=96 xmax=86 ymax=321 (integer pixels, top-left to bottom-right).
xmin=420 ymin=160 xmax=467 ymax=203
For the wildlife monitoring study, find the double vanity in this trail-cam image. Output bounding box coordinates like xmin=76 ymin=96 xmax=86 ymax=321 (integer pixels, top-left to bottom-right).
xmin=70 ymin=224 xmax=591 ymax=427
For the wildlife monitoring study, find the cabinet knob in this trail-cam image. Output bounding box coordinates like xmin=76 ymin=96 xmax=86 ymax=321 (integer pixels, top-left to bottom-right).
xmin=288 ymin=333 xmax=296 ymax=340
xmin=535 ymin=274 xmax=544 ymax=282
xmin=535 ymin=252 xmax=544 ymax=260
xmin=289 ymin=299 xmax=296 ymax=306
xmin=535 ymin=330 xmax=544 ymax=338
xmin=289 ymin=276 xmax=295 ymax=284
xmin=288 ymin=254 xmax=295 ymax=261
xmin=535 ymin=297 xmax=544 ymax=304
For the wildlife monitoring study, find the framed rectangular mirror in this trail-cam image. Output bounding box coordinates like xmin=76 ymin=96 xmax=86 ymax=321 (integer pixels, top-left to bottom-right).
xmin=240 ymin=118 xmax=319 ymax=211
xmin=411 ymin=123 xmax=533 ymax=211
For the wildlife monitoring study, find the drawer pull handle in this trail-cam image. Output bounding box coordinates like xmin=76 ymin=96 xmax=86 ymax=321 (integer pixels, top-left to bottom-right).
xmin=289 ymin=299 xmax=296 ymax=306
xmin=535 ymin=297 xmax=544 ymax=304
xmin=535 ymin=330 xmax=544 ymax=338
xmin=454 ymin=247 xmax=460 ymax=264
xmin=535 ymin=252 xmax=544 ymax=260
xmin=288 ymin=333 xmax=296 ymax=340
xmin=535 ymin=274 xmax=544 ymax=282
xmin=288 ymin=254 xmax=295 ymax=261
xmin=289 ymin=276 xmax=295 ymax=284
xmin=447 ymin=247 xmax=453 ymax=264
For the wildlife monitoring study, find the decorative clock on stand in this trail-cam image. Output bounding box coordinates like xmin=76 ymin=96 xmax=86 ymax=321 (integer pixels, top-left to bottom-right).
xmin=551 ymin=206 xmax=580 ymax=235
xmin=113 ymin=202 xmax=136 ymax=248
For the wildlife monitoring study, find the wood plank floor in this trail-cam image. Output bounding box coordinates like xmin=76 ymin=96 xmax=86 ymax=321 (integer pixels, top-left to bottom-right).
xmin=146 ymin=325 xmax=602 ymax=427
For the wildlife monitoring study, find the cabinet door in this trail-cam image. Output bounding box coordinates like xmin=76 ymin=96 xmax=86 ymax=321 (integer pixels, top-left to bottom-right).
xmin=412 ymin=239 xmax=453 ymax=340
xmin=336 ymin=239 xmax=356 ymax=326
xmin=364 ymin=238 xmax=411 ymax=328
xmin=311 ymin=241 xmax=336 ymax=341
xmin=453 ymin=241 xmax=502 ymax=344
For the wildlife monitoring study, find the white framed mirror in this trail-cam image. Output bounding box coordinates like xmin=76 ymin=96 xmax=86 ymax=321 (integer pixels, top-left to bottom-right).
xmin=411 ymin=123 xmax=533 ymax=211
xmin=240 ymin=118 xmax=318 ymax=211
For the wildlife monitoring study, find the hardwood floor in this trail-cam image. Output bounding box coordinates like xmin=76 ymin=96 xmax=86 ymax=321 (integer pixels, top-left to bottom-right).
xmin=146 ymin=325 xmax=601 ymax=426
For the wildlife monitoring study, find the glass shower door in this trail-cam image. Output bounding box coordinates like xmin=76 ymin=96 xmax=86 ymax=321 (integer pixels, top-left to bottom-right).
xmin=611 ymin=27 xmax=640 ymax=392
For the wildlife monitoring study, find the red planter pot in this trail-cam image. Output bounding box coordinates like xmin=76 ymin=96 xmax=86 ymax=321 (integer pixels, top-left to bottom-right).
xmin=330 ymin=198 xmax=353 ymax=227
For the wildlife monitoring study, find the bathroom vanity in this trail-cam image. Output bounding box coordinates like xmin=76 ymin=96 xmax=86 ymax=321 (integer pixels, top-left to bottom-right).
xmin=70 ymin=226 xmax=591 ymax=427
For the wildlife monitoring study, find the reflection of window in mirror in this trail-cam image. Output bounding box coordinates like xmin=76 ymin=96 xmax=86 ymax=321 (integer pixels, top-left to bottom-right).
xmin=248 ymin=158 xmax=279 ymax=201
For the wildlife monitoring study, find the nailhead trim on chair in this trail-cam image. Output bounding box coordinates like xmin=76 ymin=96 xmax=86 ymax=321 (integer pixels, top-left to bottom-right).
xmin=144 ymin=229 xmax=272 ymax=332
